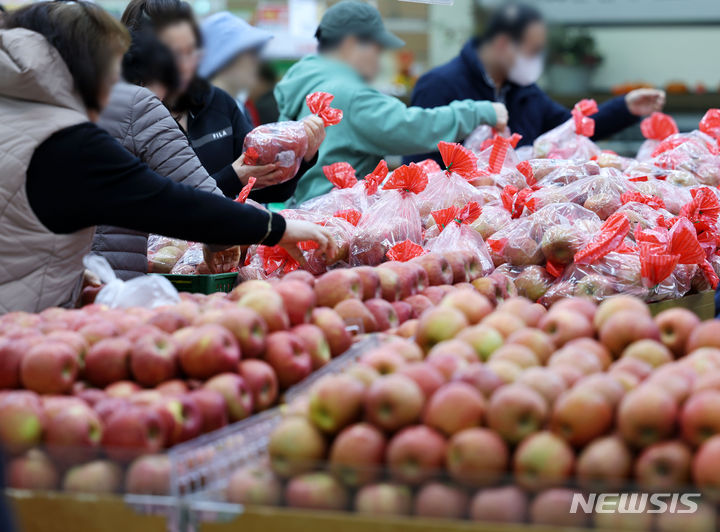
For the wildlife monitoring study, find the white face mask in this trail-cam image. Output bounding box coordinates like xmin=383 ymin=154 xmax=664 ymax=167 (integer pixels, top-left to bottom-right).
xmin=508 ymin=53 xmax=544 ymax=86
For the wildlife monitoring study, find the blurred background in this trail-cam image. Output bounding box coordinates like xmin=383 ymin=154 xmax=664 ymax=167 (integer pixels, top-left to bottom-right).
xmin=5 ymin=0 xmax=719 ymax=153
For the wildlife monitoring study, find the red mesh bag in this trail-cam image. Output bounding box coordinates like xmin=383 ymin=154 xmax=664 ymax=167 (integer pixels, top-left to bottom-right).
xmin=472 ymin=136 xmax=526 ymax=189
xmin=699 ymin=109 xmax=720 ymax=142
xmin=350 ymin=163 xmax=428 ymax=265
xmin=235 ymin=177 xmax=256 ymax=203
xmin=386 ymin=240 xmax=426 ymax=262
xmin=301 ymin=160 xmax=388 ymax=214
xmin=306 ymin=92 xmax=343 ymax=127
xmin=574 ymin=212 xmax=631 ymax=265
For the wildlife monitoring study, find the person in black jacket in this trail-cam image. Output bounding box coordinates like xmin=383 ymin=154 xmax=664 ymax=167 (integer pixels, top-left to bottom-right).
xmin=405 ymin=3 xmax=666 ymax=165
xmin=121 ymin=0 xmax=325 ymax=202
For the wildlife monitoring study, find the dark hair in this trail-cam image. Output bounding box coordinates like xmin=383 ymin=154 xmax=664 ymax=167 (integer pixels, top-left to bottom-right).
xmin=121 ymin=0 xmax=201 ymax=46
xmin=258 ymin=62 xmax=277 ymax=85
xmin=122 ymin=31 xmax=179 ymax=92
xmin=3 ymin=1 xmax=130 ymax=111
xmin=315 ymin=27 xmax=375 ymax=53
xmin=483 ymin=3 xmax=543 ymax=43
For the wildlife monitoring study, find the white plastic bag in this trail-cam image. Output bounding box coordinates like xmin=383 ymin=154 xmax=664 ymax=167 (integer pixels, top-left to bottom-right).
xmin=83 ymin=254 xmax=180 ymax=309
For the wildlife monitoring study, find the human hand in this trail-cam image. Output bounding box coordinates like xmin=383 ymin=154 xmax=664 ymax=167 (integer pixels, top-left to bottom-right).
xmin=626 ymin=88 xmax=666 ymax=116
xmin=302 ymin=115 xmax=326 ymax=162
xmin=278 ymin=220 xmax=337 ymax=266
xmin=202 ymin=245 xmax=242 ymax=273
xmin=232 ymin=154 xmax=285 ymax=189
xmin=491 ymin=103 xmax=509 ymax=130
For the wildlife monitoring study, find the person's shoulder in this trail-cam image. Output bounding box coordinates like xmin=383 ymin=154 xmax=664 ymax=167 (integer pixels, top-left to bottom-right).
xmin=207 ymin=85 xmax=239 ymax=111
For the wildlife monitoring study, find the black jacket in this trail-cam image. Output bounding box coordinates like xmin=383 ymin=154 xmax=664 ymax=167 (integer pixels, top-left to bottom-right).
xmin=405 ymin=38 xmax=639 ymax=165
xmin=183 ymin=82 xmax=313 ymax=202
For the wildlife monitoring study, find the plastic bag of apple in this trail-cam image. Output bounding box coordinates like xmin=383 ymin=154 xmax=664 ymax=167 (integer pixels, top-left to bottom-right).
xmin=217 ymin=293 xmax=720 ymax=529
xmin=0 ymin=245 xmax=491 ymax=496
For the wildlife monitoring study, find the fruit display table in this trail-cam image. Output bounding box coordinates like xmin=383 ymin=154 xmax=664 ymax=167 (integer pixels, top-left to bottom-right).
xmin=647 ymin=289 xmax=715 ymax=320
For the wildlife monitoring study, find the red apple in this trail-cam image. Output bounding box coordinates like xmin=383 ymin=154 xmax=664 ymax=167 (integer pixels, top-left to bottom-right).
xmin=364 ymin=374 xmax=424 ymax=432
xmin=618 ymin=384 xmax=678 ymax=447
xmin=129 ymin=330 xmax=178 ymax=387
xmin=599 ymin=311 xmax=661 ymax=358
xmin=45 ymin=330 xmax=88 ymax=365
xmin=425 ymin=351 xmax=469 ymax=381
xmin=264 ymin=331 xmax=312 ymax=389
xmin=285 ymin=472 xmax=349 ymax=511
xmin=415 ymin=307 xmax=469 ymax=352
xmin=7 ymin=449 xmax=59 ymax=490
xmin=156 ymin=394 xmax=203 ymax=445
xmin=382 ymin=338 xmax=423 ymax=363
xmin=334 ymin=298 xmax=378 ymax=333
xmin=125 ymin=454 xmax=171 ymax=495
xmin=314 ymin=269 xmax=362 ymax=307
xmin=398 ymin=363 xmax=445 ymax=399
xmin=309 ymin=374 xmax=365 ymax=434
xmin=44 ymin=401 xmax=103 ymax=462
xmin=440 ymin=290 xmax=493 ymax=325
xmin=204 ymin=373 xmax=253 ymax=422
xmin=329 ymin=422 xmax=386 ymax=486
xmin=656 ymin=502 xmax=716 ymax=532
xmin=378 ymin=262 xmax=420 ymax=299
xmin=550 ymin=297 xmax=597 ymax=323
xmin=539 ymin=310 xmax=593 ymax=347
xmin=237 ymin=359 xmax=278 ymax=411
xmin=423 ymin=382 xmax=485 ymax=436
xmin=386 ymin=425 xmax=446 ymax=485
xmin=513 ymin=431 xmax=575 ymax=491
xmin=0 ymin=391 xmax=44 ymax=455
xmin=574 ymin=373 xmax=626 ymax=407
xmin=147 ymin=310 xmax=190 ymax=333
xmin=62 ymin=460 xmax=123 ymax=494
xmin=487 ymin=384 xmax=548 ymax=444
xmin=655 ymin=308 xmax=700 ymax=357
xmin=354 ymin=483 xmax=413 ymax=516
xmin=456 ymin=324 xmax=504 ymax=361
xmin=238 ymin=289 xmax=290 ymax=332
xmin=77 ymin=319 xmax=119 ymax=346
xmin=686 ymin=320 xmax=720 ymax=353
xmin=0 ymin=335 xmax=41 ymax=389
xmin=292 ymin=324 xmax=331 ymax=370
xmin=310 ymin=307 xmax=352 ymax=357
xmin=498 ymin=297 xmax=547 ymax=327
xmin=391 ymin=301 xmax=413 ymax=324
xmin=481 ymin=312 xmax=525 ymax=338
xmin=403 ymin=294 xmax=433 ymax=319
xmin=229 ymin=280 xmax=273 ymax=300
xmin=413 ymin=482 xmax=468 ymax=519
xmin=517 ymin=367 xmax=567 ymax=406
xmin=177 ymin=324 xmax=240 ymax=380
xmin=359 ymin=347 xmax=406 ymax=375
xmin=364 ymin=299 xmax=399 ymax=331
xmin=530 ymin=488 xmax=588 ymax=528
xmin=489 ymin=344 xmax=539 ymax=369
xmin=594 ymin=295 xmax=650 ymax=330
xmin=551 ymin=387 xmax=613 ymax=446
xmin=273 ymin=280 xmax=317 ymax=326
xmin=352 ymin=266 xmax=381 ymax=300
xmin=21 ymin=340 xmax=78 ymax=394
xmin=576 ymin=435 xmax=632 ymax=489
xmin=564 ymin=337 xmax=612 ymax=369
xmin=692 ymin=435 xmax=720 ymax=500
xmin=411 ymin=253 xmax=453 ymax=286
xmin=622 ymin=339 xmax=673 ymax=368
xmin=635 ymin=440 xmax=692 ymax=490
xmin=189 ymin=388 xmax=228 ymax=433
xmin=283 ymin=269 xmax=316 ymax=286
xmin=268 ymin=417 xmax=326 ymax=478
xmin=194 ymin=307 xmax=267 ymax=358
xmin=446 ymin=427 xmax=508 ymax=487
xmin=681 ymin=389 xmax=720 ymax=446
xmin=469 ymin=486 xmax=527 ymax=523
xmin=506 ymin=328 xmax=555 ymax=364
xmin=396 ymin=319 xmax=418 ymax=339
xmin=225 ymin=465 xmax=282 ymax=505
xmin=102 ymin=406 xmax=165 ymax=461
xmin=453 ymin=363 xmax=504 ymax=398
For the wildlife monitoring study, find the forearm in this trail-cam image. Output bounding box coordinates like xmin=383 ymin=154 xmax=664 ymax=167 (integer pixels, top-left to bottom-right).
xmin=592 ymin=96 xmax=639 ymax=140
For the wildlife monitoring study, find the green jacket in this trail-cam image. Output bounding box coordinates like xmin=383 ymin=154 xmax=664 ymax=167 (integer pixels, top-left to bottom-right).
xmin=275 ymin=55 xmax=498 ymax=204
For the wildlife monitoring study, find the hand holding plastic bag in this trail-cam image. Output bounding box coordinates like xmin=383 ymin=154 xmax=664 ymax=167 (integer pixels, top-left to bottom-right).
xmin=84 ymin=254 xmax=179 ymax=309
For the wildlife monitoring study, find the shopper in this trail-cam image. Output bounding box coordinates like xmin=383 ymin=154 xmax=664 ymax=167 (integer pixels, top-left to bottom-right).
xmin=248 ymin=63 xmax=280 ymax=126
xmin=405 ymin=2 xmax=666 ymax=164
xmin=197 ymin=11 xmax=272 ymax=122
xmin=0 ymin=1 xmax=333 ymax=313
xmin=122 ymin=0 xmax=325 ymax=202
xmin=274 ymin=0 xmax=508 ymax=204
xmin=95 ymin=30 xmax=223 ymax=280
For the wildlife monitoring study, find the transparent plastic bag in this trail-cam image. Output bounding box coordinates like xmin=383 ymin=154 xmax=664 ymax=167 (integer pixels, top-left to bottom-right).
xmin=147 ymin=235 xmax=188 ymax=273
xmin=350 ymin=163 xmax=427 ymax=266
xmin=242 ymin=92 xmax=343 ymax=185
xmin=463 ymin=125 xmax=510 ymax=154
xmin=416 ymin=142 xmax=486 ymax=220
xmin=469 ymin=203 xmax=511 ymax=239
xmin=84 ymin=254 xmax=179 ymax=309
xmin=171 ymin=243 xmax=211 ymax=275
xmin=533 ymin=99 xmax=602 ymax=161
xmin=472 ymin=135 xmax=526 ymax=189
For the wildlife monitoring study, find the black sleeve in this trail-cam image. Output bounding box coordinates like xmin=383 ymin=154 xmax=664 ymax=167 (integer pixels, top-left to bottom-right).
xmin=209 ymin=99 xmax=255 ymax=198
xmin=26 ymin=123 xmax=286 ymax=246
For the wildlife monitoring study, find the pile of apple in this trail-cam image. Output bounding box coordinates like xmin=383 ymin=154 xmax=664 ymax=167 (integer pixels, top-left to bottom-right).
xmin=222 ymin=292 xmax=720 ymax=529
xmin=0 ymin=250 xmax=487 ymax=495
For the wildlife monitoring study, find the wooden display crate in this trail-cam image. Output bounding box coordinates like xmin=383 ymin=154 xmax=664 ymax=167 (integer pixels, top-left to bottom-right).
xmin=648 ymin=290 xmax=716 ymax=320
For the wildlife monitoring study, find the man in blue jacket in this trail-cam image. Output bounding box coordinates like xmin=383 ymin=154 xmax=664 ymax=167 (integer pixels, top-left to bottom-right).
xmin=405 ymin=3 xmax=666 ymax=165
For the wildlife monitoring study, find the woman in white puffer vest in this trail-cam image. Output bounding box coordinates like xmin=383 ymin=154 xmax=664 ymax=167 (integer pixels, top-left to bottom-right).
xmin=0 ymin=1 xmax=334 ymax=314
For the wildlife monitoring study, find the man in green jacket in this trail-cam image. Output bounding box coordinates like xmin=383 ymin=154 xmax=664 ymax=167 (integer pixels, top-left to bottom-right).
xmin=275 ymin=0 xmax=506 ymax=204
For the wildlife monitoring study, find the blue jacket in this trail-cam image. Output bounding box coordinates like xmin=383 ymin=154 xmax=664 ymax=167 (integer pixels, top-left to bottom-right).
xmin=404 ymin=38 xmax=639 ymax=165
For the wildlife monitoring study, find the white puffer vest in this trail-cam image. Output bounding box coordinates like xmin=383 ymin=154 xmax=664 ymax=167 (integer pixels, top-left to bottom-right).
xmin=0 ymin=29 xmax=94 ymax=313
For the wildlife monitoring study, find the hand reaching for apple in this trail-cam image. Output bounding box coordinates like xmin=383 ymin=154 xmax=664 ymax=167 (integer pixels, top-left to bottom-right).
xmin=302 ymin=115 xmax=326 ymax=162
xmin=625 ymin=88 xmax=666 ymax=117
xmin=279 ymin=220 xmax=337 ymax=268
xmin=203 ymin=245 xmax=242 ymax=274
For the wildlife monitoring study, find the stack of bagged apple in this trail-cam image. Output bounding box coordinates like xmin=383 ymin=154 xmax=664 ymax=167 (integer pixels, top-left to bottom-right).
xmin=237 ymin=107 xmax=720 ymax=309
xmin=0 ymin=250 xmax=483 ymax=495
xmin=223 ymin=293 xmax=720 ymax=530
